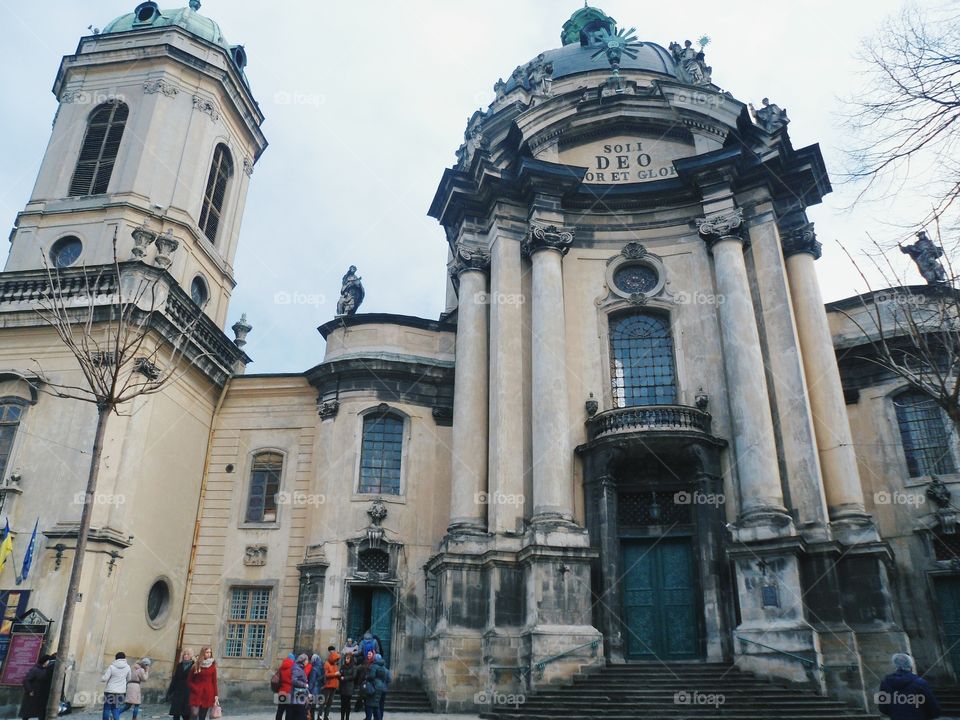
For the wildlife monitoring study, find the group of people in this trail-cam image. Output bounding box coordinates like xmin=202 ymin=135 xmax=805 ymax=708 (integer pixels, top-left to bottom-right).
xmin=274 ymin=633 xmax=390 ymax=720
xmin=100 ymin=653 xmax=152 ymax=720
xmin=92 ymin=646 xmax=219 ymax=720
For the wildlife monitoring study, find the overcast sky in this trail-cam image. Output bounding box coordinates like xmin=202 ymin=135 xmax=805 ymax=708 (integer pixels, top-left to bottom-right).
xmin=0 ymin=0 xmax=938 ymax=373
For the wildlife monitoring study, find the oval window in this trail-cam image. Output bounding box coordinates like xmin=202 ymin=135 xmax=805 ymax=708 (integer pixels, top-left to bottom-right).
xmin=191 ymin=276 xmax=209 ymax=307
xmin=147 ymin=579 xmax=170 ymax=625
xmin=612 ymin=263 xmax=658 ymax=295
xmin=50 ymin=236 xmax=83 ymax=268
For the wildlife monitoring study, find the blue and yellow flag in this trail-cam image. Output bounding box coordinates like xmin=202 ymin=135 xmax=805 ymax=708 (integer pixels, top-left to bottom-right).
xmin=0 ymin=520 xmax=13 ymax=575
xmin=16 ymin=519 xmax=37 ymax=585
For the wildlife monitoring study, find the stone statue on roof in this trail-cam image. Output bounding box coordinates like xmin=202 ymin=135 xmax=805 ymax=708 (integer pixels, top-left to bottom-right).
xmin=755 ymin=98 xmax=789 ymax=132
xmin=336 ymin=265 xmax=365 ymax=315
xmin=900 ymin=231 xmax=947 ymax=284
xmin=670 ymin=39 xmax=712 ymax=85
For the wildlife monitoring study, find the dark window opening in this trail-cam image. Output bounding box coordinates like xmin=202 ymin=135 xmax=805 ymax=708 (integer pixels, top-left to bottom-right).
xmin=69 ymin=102 xmax=128 ymax=197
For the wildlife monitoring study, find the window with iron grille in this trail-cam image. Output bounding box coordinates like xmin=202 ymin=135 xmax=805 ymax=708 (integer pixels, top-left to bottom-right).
xmin=224 ymin=587 xmax=270 ymax=658
xmin=199 ymin=144 xmax=233 ymax=243
xmin=68 ymin=102 xmax=128 ymax=196
xmin=0 ymin=402 xmax=24 ymax=480
xmin=358 ymin=548 xmax=390 ymax=574
xmin=894 ymin=390 xmax=956 ymax=477
xmin=609 ymin=313 xmax=676 ymax=407
xmin=359 ymin=413 xmax=403 ymax=495
xmin=245 ymin=452 xmax=283 ymax=523
xmin=618 ymin=490 xmax=692 ymax=528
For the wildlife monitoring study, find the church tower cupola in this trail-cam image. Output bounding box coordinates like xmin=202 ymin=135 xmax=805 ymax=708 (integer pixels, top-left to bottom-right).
xmin=5 ymin=2 xmax=267 ymax=329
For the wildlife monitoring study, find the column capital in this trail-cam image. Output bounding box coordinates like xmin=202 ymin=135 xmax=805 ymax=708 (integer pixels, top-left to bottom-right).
xmin=696 ymin=208 xmax=745 ymax=248
xmin=450 ymin=244 xmax=491 ymax=278
xmin=781 ymin=222 xmax=822 ymax=260
xmin=522 ymin=223 xmax=574 ymax=257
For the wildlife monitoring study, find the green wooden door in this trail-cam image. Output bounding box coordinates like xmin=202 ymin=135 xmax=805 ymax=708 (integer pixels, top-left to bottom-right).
xmin=370 ymin=589 xmax=394 ymax=667
xmin=346 ymin=587 xmax=395 ymax=667
xmin=936 ymin=577 xmax=960 ymax=674
xmin=621 ymin=538 xmax=699 ymax=660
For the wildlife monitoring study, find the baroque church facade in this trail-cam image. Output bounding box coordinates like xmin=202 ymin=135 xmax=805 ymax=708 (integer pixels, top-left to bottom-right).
xmin=0 ymin=2 xmax=959 ymax=714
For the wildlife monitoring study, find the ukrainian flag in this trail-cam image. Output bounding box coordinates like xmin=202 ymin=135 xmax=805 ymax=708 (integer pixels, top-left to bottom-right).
xmin=0 ymin=520 xmax=13 ymax=575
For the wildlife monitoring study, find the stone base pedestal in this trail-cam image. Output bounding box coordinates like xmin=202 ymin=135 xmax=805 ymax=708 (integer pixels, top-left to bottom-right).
xmin=424 ymin=525 xmax=602 ymax=711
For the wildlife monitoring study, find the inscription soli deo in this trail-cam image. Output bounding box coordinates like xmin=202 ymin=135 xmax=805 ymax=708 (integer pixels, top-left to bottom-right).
xmin=558 ymin=136 xmax=692 ymax=184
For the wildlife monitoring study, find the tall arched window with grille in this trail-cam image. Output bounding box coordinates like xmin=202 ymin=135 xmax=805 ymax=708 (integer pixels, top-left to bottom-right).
xmin=359 ymin=411 xmax=404 ymax=495
xmin=245 ymin=451 xmax=283 ymax=523
xmin=68 ymin=101 xmax=128 ymax=196
xmin=199 ymin=144 xmax=233 ymax=243
xmin=609 ymin=312 xmax=676 ymax=407
xmin=894 ymin=389 xmax=956 ymax=477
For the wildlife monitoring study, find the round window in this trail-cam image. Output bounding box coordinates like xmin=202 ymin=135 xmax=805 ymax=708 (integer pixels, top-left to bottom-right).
xmin=612 ymin=263 xmax=658 ymax=295
xmin=50 ymin=236 xmax=83 ymax=268
xmin=191 ymin=276 xmax=209 ymax=307
xmin=147 ymin=579 xmax=171 ymax=626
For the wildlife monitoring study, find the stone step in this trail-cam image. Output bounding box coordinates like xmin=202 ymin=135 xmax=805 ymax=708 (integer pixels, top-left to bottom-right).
xmin=481 ymin=662 xmax=877 ymax=720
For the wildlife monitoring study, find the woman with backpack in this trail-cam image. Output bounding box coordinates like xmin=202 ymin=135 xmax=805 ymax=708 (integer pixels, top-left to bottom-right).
xmin=365 ymin=655 xmax=390 ymax=720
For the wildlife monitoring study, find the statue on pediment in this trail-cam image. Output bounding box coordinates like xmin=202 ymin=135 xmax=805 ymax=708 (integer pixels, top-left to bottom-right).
xmin=336 ymin=265 xmax=365 ymax=315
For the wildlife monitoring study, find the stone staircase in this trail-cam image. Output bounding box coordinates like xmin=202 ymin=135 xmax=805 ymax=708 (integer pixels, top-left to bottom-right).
xmin=385 ymin=683 xmax=434 ymax=713
xmin=936 ymin=683 xmax=960 ymax=717
xmin=480 ymin=663 xmax=879 ymax=719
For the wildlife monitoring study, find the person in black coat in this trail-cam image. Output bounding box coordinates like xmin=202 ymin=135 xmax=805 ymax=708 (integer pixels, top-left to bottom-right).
xmin=165 ymin=649 xmax=194 ymax=720
xmin=20 ymin=654 xmax=55 ymax=720
xmin=339 ymin=653 xmax=358 ymax=720
xmin=878 ymin=653 xmax=941 ymax=720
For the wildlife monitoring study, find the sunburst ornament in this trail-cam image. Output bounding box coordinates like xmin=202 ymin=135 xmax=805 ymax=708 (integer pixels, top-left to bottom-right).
xmin=591 ymin=26 xmax=643 ymax=75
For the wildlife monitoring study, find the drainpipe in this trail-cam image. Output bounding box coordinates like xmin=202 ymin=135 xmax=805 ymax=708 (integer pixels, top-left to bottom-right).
xmin=176 ymin=375 xmax=232 ymax=656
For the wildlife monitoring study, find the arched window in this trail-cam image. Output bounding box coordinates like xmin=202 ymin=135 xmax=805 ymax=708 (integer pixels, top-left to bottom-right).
xmin=199 ymin=144 xmax=233 ymax=243
xmin=609 ymin=313 xmax=676 ymax=407
xmin=894 ymin=389 xmax=955 ymax=477
xmin=69 ymin=102 xmax=128 ymax=196
xmin=0 ymin=401 xmax=24 ymax=480
xmin=359 ymin=412 xmax=403 ymax=495
xmin=244 ymin=451 xmax=283 ymax=523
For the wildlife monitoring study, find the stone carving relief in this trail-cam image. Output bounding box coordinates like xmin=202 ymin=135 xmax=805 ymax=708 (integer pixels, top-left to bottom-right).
xmin=780 ymin=223 xmax=822 ymax=260
xmin=696 ymin=208 xmax=744 ymax=246
xmin=455 ymin=110 xmax=488 ymax=169
xmin=143 ymin=79 xmax=179 ymax=97
xmin=244 ymin=545 xmax=267 ymax=566
xmin=522 ymin=224 xmax=574 ymax=257
xmin=318 ymin=399 xmax=340 ymax=420
xmin=192 ymin=95 xmax=220 ymax=122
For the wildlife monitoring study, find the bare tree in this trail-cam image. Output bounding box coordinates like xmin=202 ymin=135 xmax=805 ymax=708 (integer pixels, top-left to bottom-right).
xmin=845 ymin=3 xmax=960 ymax=231
xmin=35 ymin=237 xmax=209 ymax=720
xmin=838 ymin=228 xmax=960 ymax=429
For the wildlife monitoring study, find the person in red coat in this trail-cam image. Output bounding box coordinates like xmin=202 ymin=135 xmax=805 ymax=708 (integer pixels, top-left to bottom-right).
xmin=275 ymin=655 xmax=295 ymax=720
xmin=187 ymin=647 xmax=218 ymax=720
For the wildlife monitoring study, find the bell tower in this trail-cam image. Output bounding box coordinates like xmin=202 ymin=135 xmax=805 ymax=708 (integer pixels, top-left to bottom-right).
xmin=4 ymin=0 xmax=267 ymax=327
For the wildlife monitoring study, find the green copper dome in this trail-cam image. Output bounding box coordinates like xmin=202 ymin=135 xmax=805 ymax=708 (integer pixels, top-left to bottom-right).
xmin=102 ymin=2 xmax=235 ymax=56
xmin=561 ymin=5 xmax=617 ymax=46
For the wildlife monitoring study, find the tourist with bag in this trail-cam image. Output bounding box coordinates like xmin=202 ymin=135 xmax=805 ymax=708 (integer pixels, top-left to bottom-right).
xmin=120 ymin=658 xmax=151 ymax=719
xmin=101 ymin=652 xmax=132 ymax=720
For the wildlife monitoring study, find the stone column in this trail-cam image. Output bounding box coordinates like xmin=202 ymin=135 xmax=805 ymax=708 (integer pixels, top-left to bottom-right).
xmin=745 ymin=210 xmax=831 ymax=539
xmin=448 ymin=245 xmax=490 ymax=535
xmin=782 ymin=224 xmax=870 ymax=526
xmin=697 ymin=209 xmax=791 ymax=533
xmin=487 ymin=222 xmax=526 ymax=534
xmin=524 ymin=224 xmax=575 ymax=524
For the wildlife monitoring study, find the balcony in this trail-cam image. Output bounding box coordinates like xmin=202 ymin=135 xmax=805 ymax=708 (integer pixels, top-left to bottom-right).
xmin=586 ymin=404 xmax=713 ymax=442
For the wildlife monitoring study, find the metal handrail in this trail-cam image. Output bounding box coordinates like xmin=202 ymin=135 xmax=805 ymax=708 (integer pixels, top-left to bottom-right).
xmin=532 ymin=638 xmax=602 ymax=674
xmin=735 ymin=635 xmax=818 ymax=668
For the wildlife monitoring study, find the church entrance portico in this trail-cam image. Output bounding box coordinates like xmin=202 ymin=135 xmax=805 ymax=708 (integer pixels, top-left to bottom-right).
xmin=345 ymin=584 xmax=396 ymax=666
xmin=579 ymin=425 xmax=729 ymax=665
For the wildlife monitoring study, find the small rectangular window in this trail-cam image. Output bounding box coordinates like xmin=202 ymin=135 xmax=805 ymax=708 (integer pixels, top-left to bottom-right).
xmin=225 ymin=587 xmax=270 ymax=658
